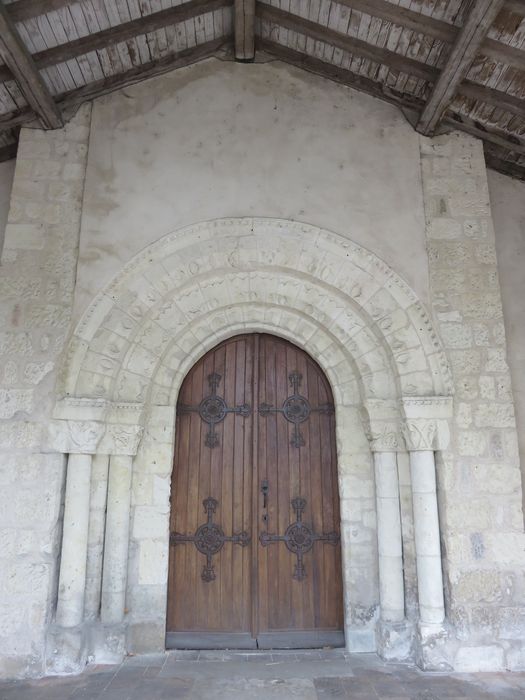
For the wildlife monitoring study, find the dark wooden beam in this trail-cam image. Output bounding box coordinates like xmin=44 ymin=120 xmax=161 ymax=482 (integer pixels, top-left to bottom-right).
xmin=235 ymin=0 xmax=255 ymax=60
xmin=484 ymin=150 xmax=525 ymax=180
xmin=0 ymin=141 xmax=17 ymax=161
xmin=0 ymin=0 xmax=62 ymax=128
xmin=257 ymin=4 xmax=438 ymax=82
xmin=504 ymin=0 xmax=525 ymax=16
xmin=257 ymin=5 xmax=525 ymax=120
xmin=0 ymin=0 xmax=231 ymax=83
xmin=417 ymin=0 xmax=505 ymax=136
xmin=0 ymin=36 xmax=231 ymax=131
xmin=6 ymin=0 xmax=77 ymax=23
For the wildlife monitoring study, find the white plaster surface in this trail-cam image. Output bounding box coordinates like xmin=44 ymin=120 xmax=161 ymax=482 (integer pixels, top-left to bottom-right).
xmin=487 ymin=170 xmax=525 ymax=506
xmin=74 ymin=58 xmax=429 ymax=322
xmin=0 ymin=158 xmax=15 ymax=256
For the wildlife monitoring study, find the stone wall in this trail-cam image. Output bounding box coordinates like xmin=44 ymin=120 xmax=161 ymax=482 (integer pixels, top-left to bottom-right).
xmin=0 ymin=159 xmax=15 ymax=255
xmin=419 ymin=133 xmax=525 ymax=671
xmin=487 ymin=171 xmax=525 ymax=517
xmin=0 ymin=106 xmax=91 ymax=677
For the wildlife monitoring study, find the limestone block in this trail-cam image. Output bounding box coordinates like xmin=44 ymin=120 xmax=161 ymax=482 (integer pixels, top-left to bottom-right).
xmin=0 ymin=389 xmax=33 ymax=419
xmin=132 ymin=506 xmax=169 ymax=540
xmin=138 ymin=540 xmax=168 ymax=585
xmin=455 ymin=645 xmax=504 ymax=672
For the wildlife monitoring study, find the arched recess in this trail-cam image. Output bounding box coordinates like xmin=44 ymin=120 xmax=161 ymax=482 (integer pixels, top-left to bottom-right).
xmin=54 ymin=218 xmax=453 ymax=657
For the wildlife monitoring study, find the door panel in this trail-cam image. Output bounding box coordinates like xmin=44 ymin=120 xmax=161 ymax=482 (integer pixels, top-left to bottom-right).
xmin=256 ymin=335 xmax=344 ymax=644
xmin=166 ymin=335 xmax=254 ymax=642
xmin=166 ymin=334 xmax=344 ymax=649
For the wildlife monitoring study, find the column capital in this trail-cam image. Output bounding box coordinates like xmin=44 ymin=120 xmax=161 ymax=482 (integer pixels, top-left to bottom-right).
xmin=46 ymin=419 xmax=144 ymax=455
xmin=363 ymin=399 xmax=403 ymax=453
xmin=400 ymin=396 xmax=453 ymax=451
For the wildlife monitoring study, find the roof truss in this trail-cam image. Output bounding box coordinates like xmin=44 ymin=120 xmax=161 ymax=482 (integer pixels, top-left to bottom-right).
xmin=0 ymin=0 xmax=523 ymax=180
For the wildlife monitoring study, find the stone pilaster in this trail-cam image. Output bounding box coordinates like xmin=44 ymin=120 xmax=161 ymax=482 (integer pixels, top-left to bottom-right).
xmin=0 ymin=106 xmax=92 ymax=678
xmin=420 ymin=132 xmax=525 ymax=671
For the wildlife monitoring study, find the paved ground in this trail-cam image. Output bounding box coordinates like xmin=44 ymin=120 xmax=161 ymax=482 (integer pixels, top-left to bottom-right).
xmin=1 ymin=650 xmax=525 ymax=699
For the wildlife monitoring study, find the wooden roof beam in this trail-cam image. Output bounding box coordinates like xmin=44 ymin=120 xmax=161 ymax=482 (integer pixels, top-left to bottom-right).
xmin=416 ymin=0 xmax=505 ymax=136
xmin=0 ymin=0 xmax=62 ymax=129
xmin=256 ymin=4 xmax=525 ymax=119
xmin=235 ymin=0 xmax=255 ymax=60
xmin=0 ymin=0 xmax=232 ymax=82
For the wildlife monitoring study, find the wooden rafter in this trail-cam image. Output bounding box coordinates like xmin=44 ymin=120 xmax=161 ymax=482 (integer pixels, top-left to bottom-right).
xmin=256 ymin=4 xmax=525 ymax=119
xmin=0 ymin=0 xmax=232 ymax=83
xmin=0 ymin=0 xmax=62 ymax=129
xmin=334 ymin=0 xmax=525 ymax=72
xmin=417 ymin=0 xmax=506 ymax=136
xmin=234 ymin=0 xmax=255 ymax=61
xmin=6 ymin=0 xmax=77 ymax=23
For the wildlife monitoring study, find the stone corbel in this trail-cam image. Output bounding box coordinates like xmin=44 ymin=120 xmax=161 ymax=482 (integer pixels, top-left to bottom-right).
xmin=363 ymin=399 xmax=403 ymax=452
xmin=400 ymin=397 xmax=453 ymax=451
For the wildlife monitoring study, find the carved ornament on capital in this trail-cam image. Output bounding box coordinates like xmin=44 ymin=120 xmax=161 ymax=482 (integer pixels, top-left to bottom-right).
xmin=363 ymin=399 xmax=403 ymax=452
xmin=401 ymin=419 xmax=437 ymax=452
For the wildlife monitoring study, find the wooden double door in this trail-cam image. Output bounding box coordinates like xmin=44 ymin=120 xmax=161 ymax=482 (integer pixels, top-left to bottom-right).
xmin=166 ymin=334 xmax=344 ymax=649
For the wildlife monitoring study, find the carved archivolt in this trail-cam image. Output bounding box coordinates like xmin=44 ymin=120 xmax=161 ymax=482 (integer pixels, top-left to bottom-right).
xmin=60 ymin=218 xmax=453 ymax=409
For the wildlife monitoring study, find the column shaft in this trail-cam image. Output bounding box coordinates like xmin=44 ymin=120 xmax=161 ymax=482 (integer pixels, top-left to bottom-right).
xmin=374 ymin=451 xmax=405 ymax=623
xmin=409 ymin=450 xmax=445 ymax=625
xmin=101 ymin=455 xmax=133 ymax=624
xmin=56 ymin=453 xmax=92 ymax=628
xmin=84 ymin=454 xmax=110 ymax=620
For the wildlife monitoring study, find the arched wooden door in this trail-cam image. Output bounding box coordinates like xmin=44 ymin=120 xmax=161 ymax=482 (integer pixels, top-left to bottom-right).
xmin=166 ymin=334 xmax=344 ymax=649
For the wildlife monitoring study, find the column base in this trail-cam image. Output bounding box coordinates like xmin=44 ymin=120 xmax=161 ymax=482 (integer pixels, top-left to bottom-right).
xmin=88 ymin=623 xmax=127 ymax=665
xmin=45 ymin=624 xmax=88 ymax=675
xmin=377 ymin=619 xmax=414 ymax=661
xmin=415 ymin=621 xmax=453 ymax=671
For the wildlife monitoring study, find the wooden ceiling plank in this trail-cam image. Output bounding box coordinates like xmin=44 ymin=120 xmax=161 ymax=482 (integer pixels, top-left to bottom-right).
xmin=234 ymin=0 xmax=254 ymax=59
xmin=0 ymin=0 xmax=62 ymax=128
xmin=256 ymin=3 xmax=439 ymax=82
xmin=416 ymin=0 xmax=506 ymax=136
xmin=6 ymin=0 xmax=77 ymax=24
xmin=504 ymin=0 xmax=525 ymax=17
xmin=25 ymin=0 xmax=232 ymax=70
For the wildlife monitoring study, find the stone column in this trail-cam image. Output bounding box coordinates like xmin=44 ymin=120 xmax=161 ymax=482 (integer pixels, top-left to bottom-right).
xmin=408 ymin=445 xmax=445 ymax=627
xmin=84 ymin=454 xmax=110 ymax=620
xmin=401 ymin=397 xmax=453 ymax=670
xmin=55 ymin=453 xmax=93 ymax=628
xmin=373 ymin=451 xmax=405 ymax=624
xmin=366 ymin=400 xmax=412 ymax=660
xmin=101 ymin=454 xmax=134 ymax=624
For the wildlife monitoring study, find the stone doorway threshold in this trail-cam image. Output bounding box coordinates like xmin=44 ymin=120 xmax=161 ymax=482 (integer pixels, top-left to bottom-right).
xmin=1 ymin=651 xmax=525 ymax=698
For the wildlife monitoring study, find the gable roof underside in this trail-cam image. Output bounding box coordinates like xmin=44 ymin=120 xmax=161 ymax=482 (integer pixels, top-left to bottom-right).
xmin=0 ymin=0 xmax=525 ymax=180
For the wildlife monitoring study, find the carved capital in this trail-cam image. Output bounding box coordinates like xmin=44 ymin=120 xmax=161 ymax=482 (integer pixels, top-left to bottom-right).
xmin=368 ymin=422 xmax=403 ymax=452
xmin=98 ymin=424 xmax=144 ymax=456
xmin=47 ymin=419 xmax=105 ymax=454
xmin=363 ymin=399 xmax=402 ymax=452
xmin=401 ymin=419 xmax=437 ymax=451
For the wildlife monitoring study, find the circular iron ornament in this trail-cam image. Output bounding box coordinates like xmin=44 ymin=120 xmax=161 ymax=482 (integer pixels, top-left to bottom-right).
xmin=194 ymin=523 xmax=225 ymax=556
xmin=282 ymin=395 xmax=311 ymax=423
xmin=198 ymin=395 xmax=228 ymax=423
xmin=284 ymin=522 xmax=315 ymax=554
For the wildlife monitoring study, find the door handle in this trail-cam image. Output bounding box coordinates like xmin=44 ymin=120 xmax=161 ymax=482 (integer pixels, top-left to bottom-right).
xmin=261 ymin=479 xmax=269 ymax=509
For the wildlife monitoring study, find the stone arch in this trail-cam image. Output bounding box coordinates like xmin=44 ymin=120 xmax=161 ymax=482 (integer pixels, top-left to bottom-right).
xmin=51 ymin=218 xmax=455 ymax=662
xmin=60 ymin=218 xmax=453 ymax=407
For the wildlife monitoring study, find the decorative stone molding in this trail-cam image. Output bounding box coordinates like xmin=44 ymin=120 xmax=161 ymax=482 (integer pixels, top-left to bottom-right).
xmin=401 ymin=420 xmax=438 ymax=452
xmin=400 ymin=396 xmax=453 ymax=451
xmin=99 ymin=424 xmax=144 ymax=456
xmin=364 ymin=399 xmax=403 ymax=452
xmin=47 ymin=420 xmax=105 ymax=454
xmin=61 ymin=219 xmax=454 ymax=406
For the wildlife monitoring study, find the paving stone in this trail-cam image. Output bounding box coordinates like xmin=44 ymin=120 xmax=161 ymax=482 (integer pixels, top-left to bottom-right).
xmin=0 ymin=652 xmax=524 ymax=699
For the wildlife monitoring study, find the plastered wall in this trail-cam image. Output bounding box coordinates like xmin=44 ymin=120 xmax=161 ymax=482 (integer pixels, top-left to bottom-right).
xmin=487 ymin=170 xmax=525 ymax=512
xmin=74 ymin=58 xmax=429 ymax=321
xmin=0 ymin=159 xmax=15 ymax=256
